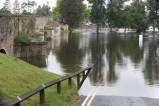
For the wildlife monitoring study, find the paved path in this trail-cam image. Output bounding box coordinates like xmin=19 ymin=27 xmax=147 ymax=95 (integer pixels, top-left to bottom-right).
xmin=77 ymin=96 xmax=159 ymax=106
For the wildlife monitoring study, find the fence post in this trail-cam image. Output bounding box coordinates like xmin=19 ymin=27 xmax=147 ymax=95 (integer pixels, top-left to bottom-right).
xmin=82 ymin=71 xmax=85 ymax=79
xmin=13 ymin=102 xmax=21 ymax=106
xmin=68 ymin=77 xmax=72 ymax=88
xmin=77 ymin=74 xmax=80 ymax=89
xmin=40 ymin=89 xmax=45 ymax=105
xmin=57 ymin=82 xmax=61 ymax=93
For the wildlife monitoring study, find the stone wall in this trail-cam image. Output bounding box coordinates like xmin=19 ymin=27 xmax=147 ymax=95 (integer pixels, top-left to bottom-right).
xmin=0 ymin=15 xmax=15 ymax=55
xmin=14 ymin=42 xmax=47 ymax=57
xmin=14 ymin=42 xmax=47 ymax=67
xmin=34 ymin=16 xmax=53 ymax=32
xmin=0 ymin=14 xmax=56 ymax=55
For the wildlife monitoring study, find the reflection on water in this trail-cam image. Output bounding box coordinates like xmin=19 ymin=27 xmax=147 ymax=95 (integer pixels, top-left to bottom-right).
xmin=20 ymin=56 xmax=46 ymax=68
xmin=20 ymin=31 xmax=159 ymax=98
xmin=52 ymin=33 xmax=86 ymax=73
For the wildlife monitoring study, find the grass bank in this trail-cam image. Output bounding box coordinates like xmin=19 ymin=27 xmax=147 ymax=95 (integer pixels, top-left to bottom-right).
xmin=0 ymin=53 xmax=78 ymax=106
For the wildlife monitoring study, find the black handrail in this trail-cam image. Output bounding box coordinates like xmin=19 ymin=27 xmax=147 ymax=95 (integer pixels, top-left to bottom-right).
xmin=9 ymin=66 xmax=92 ymax=106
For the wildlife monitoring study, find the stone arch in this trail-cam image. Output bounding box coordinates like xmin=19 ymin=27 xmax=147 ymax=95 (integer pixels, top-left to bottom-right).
xmin=0 ymin=49 xmax=6 ymax=54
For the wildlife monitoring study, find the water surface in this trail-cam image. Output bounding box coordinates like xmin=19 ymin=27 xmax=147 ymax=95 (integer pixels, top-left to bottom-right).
xmin=24 ymin=31 xmax=159 ymax=98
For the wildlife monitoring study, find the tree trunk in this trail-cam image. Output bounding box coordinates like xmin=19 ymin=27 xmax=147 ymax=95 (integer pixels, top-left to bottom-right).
xmin=96 ymin=25 xmax=99 ymax=34
xmin=110 ymin=26 xmax=112 ymax=32
xmin=68 ymin=26 xmax=73 ymax=34
xmin=124 ymin=27 xmax=126 ymax=33
xmin=153 ymin=20 xmax=156 ymax=33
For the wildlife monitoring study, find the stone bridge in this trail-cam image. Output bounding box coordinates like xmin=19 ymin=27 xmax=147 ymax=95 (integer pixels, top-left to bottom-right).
xmin=0 ymin=15 xmax=14 ymax=55
xmin=0 ymin=14 xmax=55 ymax=55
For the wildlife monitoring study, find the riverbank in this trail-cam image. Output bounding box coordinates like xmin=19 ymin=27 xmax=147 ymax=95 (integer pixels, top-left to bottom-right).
xmin=0 ymin=53 xmax=78 ymax=106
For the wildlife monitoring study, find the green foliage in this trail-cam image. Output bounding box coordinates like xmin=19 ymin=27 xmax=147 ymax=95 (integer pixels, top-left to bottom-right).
xmin=0 ymin=53 xmax=78 ymax=106
xmin=53 ymin=0 xmax=63 ymax=20
xmin=90 ymin=0 xmax=106 ymax=33
xmin=0 ymin=8 xmax=11 ymax=14
xmin=21 ymin=0 xmax=37 ymax=14
xmin=106 ymin=0 xmax=124 ymax=29
xmin=147 ymin=0 xmax=159 ymax=31
xmin=14 ymin=31 xmax=31 ymax=44
xmin=121 ymin=5 xmax=132 ymax=29
xmin=59 ymin=0 xmax=84 ymax=32
xmin=82 ymin=3 xmax=91 ymax=19
xmin=13 ymin=16 xmax=39 ymax=44
xmin=130 ymin=0 xmax=148 ymax=32
xmin=46 ymin=19 xmax=59 ymax=27
xmin=106 ymin=0 xmax=148 ymax=32
xmin=36 ymin=5 xmax=52 ymax=16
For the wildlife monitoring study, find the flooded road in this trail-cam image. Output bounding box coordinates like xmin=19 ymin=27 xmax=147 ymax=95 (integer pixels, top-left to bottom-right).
xmin=21 ymin=31 xmax=159 ymax=98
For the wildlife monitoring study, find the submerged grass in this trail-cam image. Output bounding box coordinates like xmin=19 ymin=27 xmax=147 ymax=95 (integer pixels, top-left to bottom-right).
xmin=0 ymin=53 xmax=78 ymax=106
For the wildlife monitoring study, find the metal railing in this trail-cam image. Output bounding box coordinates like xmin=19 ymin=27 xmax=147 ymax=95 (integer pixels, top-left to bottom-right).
xmin=9 ymin=66 xmax=92 ymax=106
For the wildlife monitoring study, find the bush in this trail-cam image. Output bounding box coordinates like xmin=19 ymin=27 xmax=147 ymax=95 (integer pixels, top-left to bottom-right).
xmin=14 ymin=32 xmax=31 ymax=44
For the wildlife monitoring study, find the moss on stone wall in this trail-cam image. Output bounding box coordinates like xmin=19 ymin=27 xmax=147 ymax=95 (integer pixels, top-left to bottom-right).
xmin=13 ymin=16 xmax=37 ymax=44
xmin=21 ymin=16 xmax=35 ymax=32
xmin=46 ymin=19 xmax=59 ymax=27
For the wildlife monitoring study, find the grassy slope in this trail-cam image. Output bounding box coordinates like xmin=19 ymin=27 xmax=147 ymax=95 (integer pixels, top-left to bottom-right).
xmin=0 ymin=53 xmax=78 ymax=106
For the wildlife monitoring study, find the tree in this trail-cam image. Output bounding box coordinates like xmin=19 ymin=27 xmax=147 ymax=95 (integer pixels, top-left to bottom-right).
xmin=53 ymin=0 xmax=63 ymax=20
xmin=36 ymin=5 xmax=52 ymax=16
xmin=21 ymin=0 xmax=37 ymax=14
xmin=59 ymin=0 xmax=84 ymax=33
xmin=121 ymin=5 xmax=132 ymax=32
xmin=0 ymin=8 xmax=11 ymax=14
xmin=0 ymin=0 xmax=11 ymax=14
xmin=130 ymin=0 xmax=148 ymax=32
xmin=82 ymin=3 xmax=91 ymax=19
xmin=90 ymin=0 xmax=106 ymax=33
xmin=106 ymin=0 xmax=124 ymax=31
xmin=147 ymin=0 xmax=158 ymax=32
xmin=53 ymin=0 xmax=89 ymax=25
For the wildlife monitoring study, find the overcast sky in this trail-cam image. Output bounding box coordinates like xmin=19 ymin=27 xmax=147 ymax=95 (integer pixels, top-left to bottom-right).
xmin=0 ymin=0 xmax=57 ymax=9
xmin=0 ymin=0 xmax=89 ymax=10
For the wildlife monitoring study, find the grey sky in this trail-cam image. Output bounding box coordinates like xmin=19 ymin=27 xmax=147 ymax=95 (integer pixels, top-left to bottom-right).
xmin=0 ymin=0 xmax=57 ymax=9
xmin=0 ymin=0 xmax=89 ymax=10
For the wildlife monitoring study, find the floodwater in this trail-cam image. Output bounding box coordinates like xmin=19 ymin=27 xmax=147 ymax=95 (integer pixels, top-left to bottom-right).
xmin=22 ymin=31 xmax=159 ymax=98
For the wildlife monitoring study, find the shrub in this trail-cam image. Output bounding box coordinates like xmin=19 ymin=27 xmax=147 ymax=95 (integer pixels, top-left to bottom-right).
xmin=14 ymin=31 xmax=31 ymax=44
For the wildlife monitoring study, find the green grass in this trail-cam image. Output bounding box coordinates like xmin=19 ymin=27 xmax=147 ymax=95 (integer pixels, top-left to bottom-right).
xmin=0 ymin=53 xmax=78 ymax=106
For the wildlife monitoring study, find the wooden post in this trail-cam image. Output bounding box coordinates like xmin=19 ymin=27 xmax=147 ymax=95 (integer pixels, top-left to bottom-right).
xmin=13 ymin=102 xmax=21 ymax=106
xmin=40 ymin=89 xmax=45 ymax=105
xmin=77 ymin=74 xmax=80 ymax=89
xmin=68 ymin=77 xmax=72 ymax=88
xmin=57 ymin=82 xmax=61 ymax=93
xmin=82 ymin=71 xmax=85 ymax=79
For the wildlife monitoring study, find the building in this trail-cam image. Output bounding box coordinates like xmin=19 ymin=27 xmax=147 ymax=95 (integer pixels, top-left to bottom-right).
xmin=13 ymin=0 xmax=20 ymax=14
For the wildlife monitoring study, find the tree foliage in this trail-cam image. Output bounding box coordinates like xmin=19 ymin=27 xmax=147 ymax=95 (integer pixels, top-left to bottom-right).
xmin=21 ymin=0 xmax=37 ymax=14
xmin=106 ymin=0 xmax=148 ymax=32
xmin=90 ymin=0 xmax=106 ymax=33
xmin=53 ymin=0 xmax=63 ymax=20
xmin=36 ymin=5 xmax=52 ymax=16
xmin=53 ymin=0 xmax=90 ymax=23
xmin=130 ymin=0 xmax=148 ymax=32
xmin=121 ymin=5 xmax=132 ymax=31
xmin=0 ymin=8 xmax=11 ymax=14
xmin=106 ymin=0 xmax=124 ymax=31
xmin=82 ymin=3 xmax=91 ymax=19
xmin=0 ymin=0 xmax=11 ymax=14
xmin=147 ymin=0 xmax=159 ymax=32
xmin=59 ymin=0 xmax=84 ymax=32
